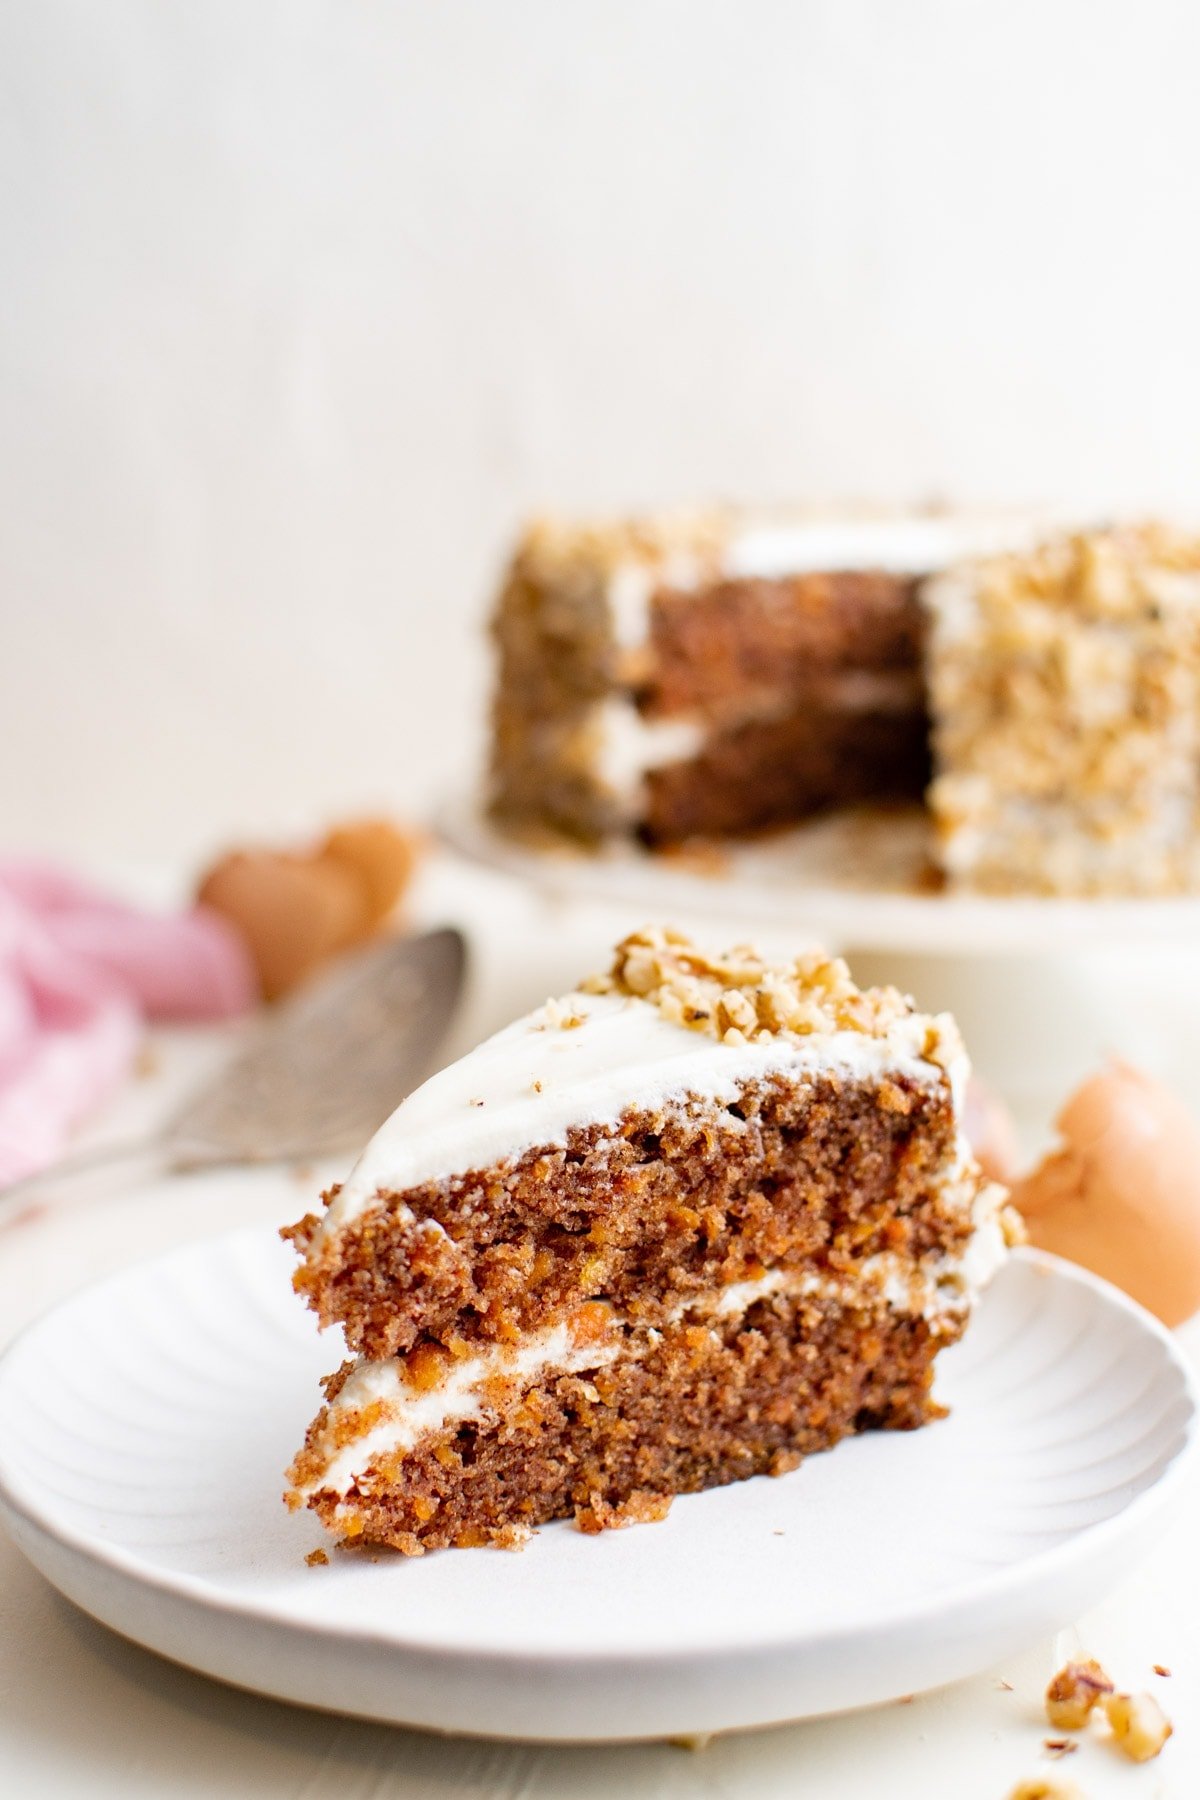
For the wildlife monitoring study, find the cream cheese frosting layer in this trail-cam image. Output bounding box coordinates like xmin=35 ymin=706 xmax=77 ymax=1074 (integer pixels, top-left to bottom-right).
xmin=723 ymin=515 xmax=1042 ymax=582
xmin=591 ymin=700 xmax=706 ymax=814
xmin=589 ymin=674 xmax=927 ymax=818
xmin=321 ymin=988 xmax=950 ymax=1235
xmin=305 ymin=1320 xmax=620 ymax=1499
xmin=297 ymin=1236 xmax=1005 ymax=1504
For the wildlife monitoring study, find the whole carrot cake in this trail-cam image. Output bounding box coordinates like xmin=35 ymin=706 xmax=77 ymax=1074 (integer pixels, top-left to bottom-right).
xmin=487 ymin=507 xmax=1042 ymax=852
xmin=487 ymin=508 xmax=1200 ymax=895
xmin=284 ymin=928 xmax=1015 ymax=1553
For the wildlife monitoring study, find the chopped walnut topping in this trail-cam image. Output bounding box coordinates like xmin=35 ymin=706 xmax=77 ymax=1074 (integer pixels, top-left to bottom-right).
xmin=514 ymin=508 xmax=731 ymax=589
xmin=977 ymin=523 xmax=1200 ymax=623
xmin=542 ymin=997 xmax=586 ymax=1029
xmin=582 ymin=926 xmax=931 ymax=1047
xmin=1045 ymin=1657 xmax=1113 ymax=1729
xmin=1103 ymin=1690 xmax=1173 ymax=1762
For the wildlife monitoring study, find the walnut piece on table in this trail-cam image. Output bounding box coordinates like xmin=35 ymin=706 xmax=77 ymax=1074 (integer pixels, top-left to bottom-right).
xmin=1044 ymin=1657 xmax=1113 ymax=1730
xmin=1103 ymin=1689 xmax=1174 ymax=1762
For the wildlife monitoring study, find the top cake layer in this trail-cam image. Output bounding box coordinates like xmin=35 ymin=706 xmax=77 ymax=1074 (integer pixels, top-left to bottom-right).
xmin=317 ymin=928 xmax=962 ymax=1238
xmin=511 ymin=505 xmax=1051 ymax=647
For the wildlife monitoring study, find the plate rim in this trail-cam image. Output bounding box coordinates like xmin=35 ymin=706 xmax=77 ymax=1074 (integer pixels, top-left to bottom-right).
xmin=0 ymin=1225 xmax=1197 ymax=1674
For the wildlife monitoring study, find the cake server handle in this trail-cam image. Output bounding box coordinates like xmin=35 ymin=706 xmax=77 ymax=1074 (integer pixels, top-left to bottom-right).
xmin=0 ymin=926 xmax=467 ymax=1231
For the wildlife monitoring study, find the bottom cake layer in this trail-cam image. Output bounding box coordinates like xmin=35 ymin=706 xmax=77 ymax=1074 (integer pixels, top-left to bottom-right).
xmin=288 ymin=1283 xmax=964 ymax=1554
xmin=641 ymin=701 xmax=930 ymax=844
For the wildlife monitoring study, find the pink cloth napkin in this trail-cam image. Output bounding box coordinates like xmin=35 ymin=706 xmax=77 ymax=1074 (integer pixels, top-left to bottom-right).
xmin=0 ymin=862 xmax=257 ymax=1187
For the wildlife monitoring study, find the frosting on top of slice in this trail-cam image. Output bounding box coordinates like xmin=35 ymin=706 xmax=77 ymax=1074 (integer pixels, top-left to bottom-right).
xmin=511 ymin=506 xmax=1054 ymax=589
xmin=319 ymin=930 xmax=960 ymax=1234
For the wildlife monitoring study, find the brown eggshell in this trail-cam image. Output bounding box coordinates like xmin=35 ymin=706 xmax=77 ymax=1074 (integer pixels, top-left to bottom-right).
xmin=317 ymin=818 xmax=419 ymax=926
xmin=197 ymin=851 xmax=371 ymax=1002
xmin=1010 ymin=1061 xmax=1200 ymax=1327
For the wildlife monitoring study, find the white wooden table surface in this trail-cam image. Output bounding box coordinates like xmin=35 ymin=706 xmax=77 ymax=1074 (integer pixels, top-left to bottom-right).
xmin=1 ymin=852 xmax=1196 ymax=1798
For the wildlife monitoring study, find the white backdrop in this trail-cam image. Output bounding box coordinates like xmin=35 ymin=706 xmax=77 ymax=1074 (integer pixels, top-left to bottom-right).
xmin=4 ymin=1 xmax=1200 ymax=864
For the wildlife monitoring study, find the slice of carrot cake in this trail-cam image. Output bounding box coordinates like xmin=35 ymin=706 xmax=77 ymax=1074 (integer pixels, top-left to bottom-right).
xmin=284 ymin=928 xmax=1015 ymax=1553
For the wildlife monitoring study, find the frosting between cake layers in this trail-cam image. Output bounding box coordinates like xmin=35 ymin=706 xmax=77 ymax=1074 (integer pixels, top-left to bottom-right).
xmin=320 ymin=987 xmax=951 ymax=1236
xmin=297 ymin=1232 xmax=1006 ymax=1505
xmin=590 ymin=675 xmax=927 ymax=818
xmin=591 ymin=700 xmax=706 ymax=811
xmin=303 ymin=1319 xmax=619 ymax=1499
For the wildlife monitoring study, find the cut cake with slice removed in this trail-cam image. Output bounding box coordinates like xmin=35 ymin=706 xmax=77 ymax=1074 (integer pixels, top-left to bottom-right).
xmin=284 ymin=928 xmax=1016 ymax=1553
xmin=486 ymin=504 xmax=1052 ymax=848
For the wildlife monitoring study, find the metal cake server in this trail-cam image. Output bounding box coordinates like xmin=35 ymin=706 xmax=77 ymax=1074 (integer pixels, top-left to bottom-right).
xmin=0 ymin=927 xmax=466 ymax=1215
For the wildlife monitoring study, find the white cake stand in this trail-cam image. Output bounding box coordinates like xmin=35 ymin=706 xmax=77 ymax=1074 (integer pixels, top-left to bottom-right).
xmin=442 ymin=797 xmax=1200 ymax=956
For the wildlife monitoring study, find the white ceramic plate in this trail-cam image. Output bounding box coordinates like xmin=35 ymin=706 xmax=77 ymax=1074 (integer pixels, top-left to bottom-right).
xmin=0 ymin=1228 xmax=1195 ymax=1743
xmin=443 ymin=798 xmax=1200 ymax=954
